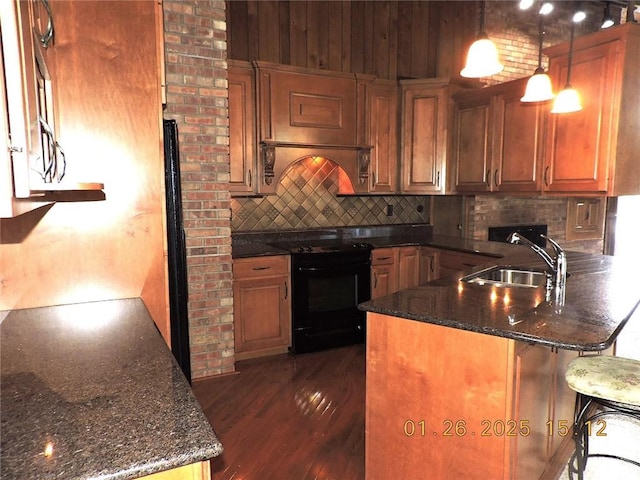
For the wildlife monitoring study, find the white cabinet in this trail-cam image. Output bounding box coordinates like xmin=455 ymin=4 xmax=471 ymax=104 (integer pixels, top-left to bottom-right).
xmin=1 ymin=0 xmax=103 ymax=218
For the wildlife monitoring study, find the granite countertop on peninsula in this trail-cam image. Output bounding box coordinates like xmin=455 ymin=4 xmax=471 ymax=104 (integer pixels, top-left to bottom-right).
xmin=0 ymin=298 xmax=223 ymax=480
xmin=360 ymin=247 xmax=640 ymax=352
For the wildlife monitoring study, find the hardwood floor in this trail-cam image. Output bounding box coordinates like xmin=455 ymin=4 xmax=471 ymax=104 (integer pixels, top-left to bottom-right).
xmin=192 ymin=344 xmax=366 ymax=480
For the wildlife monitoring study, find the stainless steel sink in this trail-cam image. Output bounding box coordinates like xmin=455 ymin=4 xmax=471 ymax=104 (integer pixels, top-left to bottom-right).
xmin=460 ymin=265 xmax=550 ymax=289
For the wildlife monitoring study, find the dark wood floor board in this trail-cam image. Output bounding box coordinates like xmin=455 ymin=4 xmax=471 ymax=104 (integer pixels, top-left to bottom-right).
xmin=193 ymin=344 xmax=366 ymax=480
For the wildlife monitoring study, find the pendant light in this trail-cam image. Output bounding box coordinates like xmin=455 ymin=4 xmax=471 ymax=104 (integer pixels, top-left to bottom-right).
xmin=460 ymin=0 xmax=504 ymax=78
xmin=521 ymin=8 xmax=554 ymax=103
xmin=551 ymin=12 xmax=582 ymax=114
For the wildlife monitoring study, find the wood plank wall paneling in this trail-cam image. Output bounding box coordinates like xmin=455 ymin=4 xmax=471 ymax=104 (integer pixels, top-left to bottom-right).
xmin=226 ymin=0 xmax=477 ymax=80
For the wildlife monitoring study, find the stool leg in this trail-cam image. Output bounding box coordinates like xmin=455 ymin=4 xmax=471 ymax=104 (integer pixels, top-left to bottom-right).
xmin=569 ymin=393 xmax=593 ymax=480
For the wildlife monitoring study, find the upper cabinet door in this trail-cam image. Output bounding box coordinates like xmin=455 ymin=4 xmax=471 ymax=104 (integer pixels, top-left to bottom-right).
xmin=493 ymin=79 xmax=544 ymax=193
xmin=544 ymin=23 xmax=640 ymax=196
xmin=1 ymin=0 xmax=42 ymax=199
xmin=228 ymin=60 xmax=257 ymax=195
xmin=452 ymin=90 xmax=493 ymax=193
xmin=544 ymin=41 xmax=615 ymax=194
xmin=400 ymin=79 xmax=456 ymax=195
xmin=367 ymin=80 xmax=398 ymax=193
xmin=452 ymin=77 xmax=543 ymax=194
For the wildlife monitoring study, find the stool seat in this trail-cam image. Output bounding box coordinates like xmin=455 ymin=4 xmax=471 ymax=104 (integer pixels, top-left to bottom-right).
xmin=565 ymin=355 xmax=640 ymax=406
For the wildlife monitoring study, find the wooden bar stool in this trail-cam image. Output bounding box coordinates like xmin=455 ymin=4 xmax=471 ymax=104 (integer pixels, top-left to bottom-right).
xmin=565 ymin=355 xmax=640 ymax=479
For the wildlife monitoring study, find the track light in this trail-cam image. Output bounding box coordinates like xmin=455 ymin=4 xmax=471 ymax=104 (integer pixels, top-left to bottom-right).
xmin=573 ymin=1 xmax=587 ymax=23
xmin=460 ymin=0 xmax=504 ymax=78
xmin=539 ymin=2 xmax=554 ymax=15
xmin=601 ymin=2 xmax=614 ymax=28
xmin=519 ymin=0 xmax=535 ymax=10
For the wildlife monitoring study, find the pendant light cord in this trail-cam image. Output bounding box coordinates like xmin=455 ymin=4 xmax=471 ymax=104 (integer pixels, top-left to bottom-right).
xmin=537 ymin=14 xmax=544 ymax=69
xmin=479 ymin=0 xmax=486 ymax=34
xmin=566 ymin=19 xmax=575 ymax=87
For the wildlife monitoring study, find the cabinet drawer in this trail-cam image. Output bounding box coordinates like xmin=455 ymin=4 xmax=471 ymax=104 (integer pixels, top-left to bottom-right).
xmin=233 ymin=255 xmax=289 ymax=279
xmin=371 ymin=248 xmax=396 ymax=266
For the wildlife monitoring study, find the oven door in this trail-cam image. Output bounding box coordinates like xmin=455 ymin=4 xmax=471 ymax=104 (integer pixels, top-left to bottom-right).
xmin=291 ymin=252 xmax=371 ymax=353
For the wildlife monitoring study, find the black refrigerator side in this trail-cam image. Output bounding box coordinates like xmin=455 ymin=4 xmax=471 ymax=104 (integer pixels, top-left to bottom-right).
xmin=163 ymin=119 xmax=191 ymax=383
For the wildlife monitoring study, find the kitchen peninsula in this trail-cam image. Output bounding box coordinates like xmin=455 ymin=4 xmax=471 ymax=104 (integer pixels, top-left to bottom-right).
xmin=359 ymin=246 xmax=640 ymax=480
xmin=0 ymin=298 xmax=222 ymax=480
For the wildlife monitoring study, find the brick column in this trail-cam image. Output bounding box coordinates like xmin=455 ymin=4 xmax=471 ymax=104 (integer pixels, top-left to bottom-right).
xmin=162 ymin=0 xmax=234 ymax=378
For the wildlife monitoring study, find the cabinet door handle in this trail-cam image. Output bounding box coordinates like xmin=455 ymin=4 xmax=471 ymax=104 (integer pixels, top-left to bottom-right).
xmin=252 ymin=266 xmax=270 ymax=271
xmin=544 ymin=166 xmax=550 ymax=186
xmin=494 ymin=169 xmax=499 ymax=187
xmin=462 ymin=262 xmax=476 ymax=267
xmin=430 ymin=258 xmax=434 ymax=273
xmin=377 ymin=256 xmax=391 ymax=261
xmin=248 ymin=169 xmax=252 ymax=187
xmin=373 ymin=272 xmax=378 ymax=289
xmin=284 ymin=281 xmax=288 ymax=299
xmin=436 ymin=171 xmax=440 ymax=188
xmin=486 ymin=169 xmax=491 ymax=187
xmin=36 ymin=0 xmax=55 ymax=48
xmin=372 ymin=171 xmax=376 ymax=186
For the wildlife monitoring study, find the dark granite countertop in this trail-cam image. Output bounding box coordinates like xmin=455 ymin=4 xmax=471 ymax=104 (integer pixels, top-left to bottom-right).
xmin=360 ymin=249 xmax=640 ymax=351
xmin=0 ymin=298 xmax=223 ymax=480
xmin=231 ymin=224 xmax=505 ymax=259
xmin=231 ymin=226 xmax=640 ymax=351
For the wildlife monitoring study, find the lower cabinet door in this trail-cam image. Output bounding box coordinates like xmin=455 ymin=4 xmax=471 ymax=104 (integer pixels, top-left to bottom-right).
xmin=233 ymin=272 xmax=291 ymax=360
xmin=511 ymin=342 xmax=554 ymax=480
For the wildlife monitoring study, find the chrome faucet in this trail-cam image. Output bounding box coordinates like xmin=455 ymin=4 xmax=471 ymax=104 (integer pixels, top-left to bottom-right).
xmin=507 ymin=232 xmax=567 ymax=296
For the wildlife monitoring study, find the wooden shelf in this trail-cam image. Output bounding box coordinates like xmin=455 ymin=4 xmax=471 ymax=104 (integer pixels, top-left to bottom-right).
xmin=30 ymin=182 xmax=105 ymax=192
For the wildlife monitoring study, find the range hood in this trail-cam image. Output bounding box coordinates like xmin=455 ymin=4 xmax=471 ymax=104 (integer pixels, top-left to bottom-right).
xmin=254 ymin=61 xmax=372 ymax=194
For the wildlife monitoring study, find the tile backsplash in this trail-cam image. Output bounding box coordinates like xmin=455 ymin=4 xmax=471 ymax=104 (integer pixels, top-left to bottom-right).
xmin=231 ymin=157 xmax=430 ymax=231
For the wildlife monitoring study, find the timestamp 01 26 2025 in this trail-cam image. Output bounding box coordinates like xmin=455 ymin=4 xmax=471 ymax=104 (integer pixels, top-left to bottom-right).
xmin=402 ymin=419 xmax=607 ymax=438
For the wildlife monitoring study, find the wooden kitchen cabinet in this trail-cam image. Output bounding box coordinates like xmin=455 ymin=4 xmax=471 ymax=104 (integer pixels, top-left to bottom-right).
xmin=0 ymin=0 xmax=49 ymax=217
xmin=363 ymin=79 xmax=398 ymax=193
xmin=371 ymin=248 xmax=398 ymax=299
xmin=371 ymin=246 xmax=434 ymax=299
xmin=510 ymin=342 xmax=554 ymax=479
xmin=0 ymin=0 xmax=104 ymax=218
xmin=419 ymin=247 xmax=440 ymax=283
xmin=233 ymin=256 xmax=291 ymax=360
xmin=366 ymin=313 xmax=577 ymax=480
xmin=452 ymin=77 xmax=544 ymax=194
xmin=228 ymin=60 xmax=257 ymax=195
xmin=400 ymin=79 xmax=464 ymax=194
xmin=397 ymin=246 xmax=421 ymax=291
xmin=436 ymin=248 xmax=495 ymax=280
xmin=543 ymin=23 xmax=640 ymax=195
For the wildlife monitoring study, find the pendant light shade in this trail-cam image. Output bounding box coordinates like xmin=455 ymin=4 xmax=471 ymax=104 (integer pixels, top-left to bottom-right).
xmin=550 ymin=86 xmax=582 ymax=113
xmin=521 ymin=67 xmax=555 ymax=102
xmin=521 ymin=13 xmax=554 ymax=103
xmin=551 ymin=14 xmax=583 ymax=113
xmin=460 ymin=1 xmax=504 ymax=78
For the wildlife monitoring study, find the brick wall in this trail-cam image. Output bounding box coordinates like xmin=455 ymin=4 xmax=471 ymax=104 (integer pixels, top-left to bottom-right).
xmin=163 ymin=1 xmax=234 ymax=379
xmin=484 ymin=0 xmax=611 ymax=85
xmin=469 ymin=195 xmax=604 ymax=254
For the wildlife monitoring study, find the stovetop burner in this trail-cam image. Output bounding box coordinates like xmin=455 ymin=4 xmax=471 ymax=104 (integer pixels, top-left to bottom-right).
xmin=269 ymin=240 xmax=373 ymax=254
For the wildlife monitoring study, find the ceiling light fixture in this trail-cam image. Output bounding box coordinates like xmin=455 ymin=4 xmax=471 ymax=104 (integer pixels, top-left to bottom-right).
xmin=519 ymin=0 xmax=535 ymax=10
xmin=539 ymin=2 xmax=554 ymax=15
xmin=572 ymin=1 xmax=587 ymax=23
xmin=601 ymin=2 xmax=615 ymax=28
xmin=521 ymin=8 xmax=555 ymax=102
xmin=460 ymin=0 xmax=504 ymax=78
xmin=551 ymin=9 xmax=583 ymax=114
